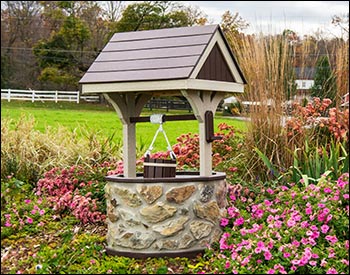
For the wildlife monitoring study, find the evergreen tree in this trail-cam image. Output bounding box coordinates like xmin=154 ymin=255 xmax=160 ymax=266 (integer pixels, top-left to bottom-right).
xmin=310 ymin=56 xmax=337 ymax=104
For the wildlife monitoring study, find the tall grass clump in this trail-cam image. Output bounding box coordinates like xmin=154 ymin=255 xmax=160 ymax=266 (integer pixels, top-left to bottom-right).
xmin=1 ymin=115 xmax=122 ymax=185
xmin=226 ymin=32 xmax=295 ymax=181
xmin=225 ymin=30 xmax=349 ymax=183
xmin=333 ymin=38 xmax=349 ymax=107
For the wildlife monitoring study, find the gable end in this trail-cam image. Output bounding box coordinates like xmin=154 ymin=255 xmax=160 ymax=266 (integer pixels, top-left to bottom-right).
xmin=196 ymin=43 xmax=235 ymax=82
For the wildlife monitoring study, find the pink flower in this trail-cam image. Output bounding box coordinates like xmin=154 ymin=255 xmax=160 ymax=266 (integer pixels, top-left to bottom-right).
xmin=310 ymin=225 xmax=318 ymax=231
xmin=26 ymin=217 xmax=33 ymax=224
xmin=283 ymin=252 xmax=291 ymax=258
xmin=301 ymin=221 xmax=309 ymax=228
xmin=5 ymin=221 xmax=12 ymax=227
xmin=227 ymin=207 xmax=238 ymax=218
xmin=225 ymin=261 xmax=230 ymax=269
xmin=309 ymin=260 xmax=317 ymax=266
xmin=326 ymin=267 xmax=338 ymax=274
xmin=234 ymin=217 xmax=245 ymax=226
xmin=220 ymin=218 xmax=229 ymax=227
xmin=321 ymin=258 xmax=327 ymax=267
xmin=325 ymin=235 xmax=338 ymax=245
xmin=24 ymin=199 xmax=31 ymax=204
xmin=323 ymin=187 xmax=332 ymax=193
xmin=287 ymin=219 xmax=296 ymax=227
xmin=321 ymin=224 xmax=329 ymax=234
xmin=306 ymin=207 xmax=313 ymax=215
xmin=267 ymin=269 xmax=275 ymax=274
xmin=257 ymin=241 xmax=265 ymax=249
xmin=311 ymin=253 xmax=319 ymax=259
xmin=264 ymin=250 xmax=272 ymax=260
xmin=325 ymin=214 xmax=333 ymax=223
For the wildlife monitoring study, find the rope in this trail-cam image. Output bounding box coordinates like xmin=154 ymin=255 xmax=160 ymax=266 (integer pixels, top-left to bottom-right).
xmin=144 ymin=114 xmax=176 ymax=160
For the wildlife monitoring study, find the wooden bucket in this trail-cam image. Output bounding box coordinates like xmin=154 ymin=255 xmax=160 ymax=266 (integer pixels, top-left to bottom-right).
xmin=143 ymin=155 xmax=176 ymax=178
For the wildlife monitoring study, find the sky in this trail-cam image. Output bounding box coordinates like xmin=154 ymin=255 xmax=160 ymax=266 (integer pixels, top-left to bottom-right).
xmin=179 ymin=1 xmax=349 ymax=38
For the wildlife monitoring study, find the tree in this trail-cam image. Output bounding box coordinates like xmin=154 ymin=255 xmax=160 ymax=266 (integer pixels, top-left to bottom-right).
xmin=310 ymin=56 xmax=337 ymax=104
xmin=332 ymin=13 xmax=349 ymax=39
xmin=112 ymin=1 xmax=205 ymax=34
xmin=33 ymin=1 xmax=92 ymax=90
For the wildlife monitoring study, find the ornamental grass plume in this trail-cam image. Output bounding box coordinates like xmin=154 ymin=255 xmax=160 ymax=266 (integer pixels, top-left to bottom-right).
xmin=205 ymin=173 xmax=349 ymax=274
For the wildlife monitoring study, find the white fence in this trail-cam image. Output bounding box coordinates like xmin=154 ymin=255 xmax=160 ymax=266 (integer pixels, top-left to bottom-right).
xmin=1 ymin=89 xmax=100 ymax=103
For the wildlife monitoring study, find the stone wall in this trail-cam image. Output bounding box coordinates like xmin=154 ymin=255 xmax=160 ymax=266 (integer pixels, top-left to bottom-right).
xmin=105 ymin=174 xmax=227 ymax=257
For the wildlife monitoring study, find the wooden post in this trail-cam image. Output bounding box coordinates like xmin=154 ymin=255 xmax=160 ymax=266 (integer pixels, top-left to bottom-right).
xmin=103 ymin=92 xmax=151 ymax=177
xmin=181 ymin=90 xmax=225 ymax=177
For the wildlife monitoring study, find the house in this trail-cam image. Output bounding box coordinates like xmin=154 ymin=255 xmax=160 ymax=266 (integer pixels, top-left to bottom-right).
xmin=294 ymin=67 xmax=315 ymax=102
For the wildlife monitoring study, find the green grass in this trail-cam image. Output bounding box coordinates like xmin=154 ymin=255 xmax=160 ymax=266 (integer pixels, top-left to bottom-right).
xmin=1 ymin=100 xmax=247 ymax=153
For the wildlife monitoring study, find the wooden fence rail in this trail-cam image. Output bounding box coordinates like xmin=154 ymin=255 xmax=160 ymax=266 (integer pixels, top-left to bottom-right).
xmin=1 ymin=89 xmax=100 ymax=103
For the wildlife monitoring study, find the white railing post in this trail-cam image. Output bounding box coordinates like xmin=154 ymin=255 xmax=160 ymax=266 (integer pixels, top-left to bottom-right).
xmin=7 ymin=88 xmax=11 ymax=102
xmin=76 ymin=91 xmax=79 ymax=104
xmin=55 ymin=90 xmax=58 ymax=103
xmin=32 ymin=89 xmax=35 ymax=102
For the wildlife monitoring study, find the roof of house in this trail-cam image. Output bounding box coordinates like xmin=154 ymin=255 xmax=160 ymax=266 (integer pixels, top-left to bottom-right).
xmin=294 ymin=67 xmax=316 ymax=80
xmin=79 ymin=24 xmax=246 ymax=94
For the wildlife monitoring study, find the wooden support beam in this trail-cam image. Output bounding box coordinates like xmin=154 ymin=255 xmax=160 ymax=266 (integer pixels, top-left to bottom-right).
xmin=130 ymin=114 xmax=196 ymax=123
xmin=103 ymin=92 xmax=151 ymax=177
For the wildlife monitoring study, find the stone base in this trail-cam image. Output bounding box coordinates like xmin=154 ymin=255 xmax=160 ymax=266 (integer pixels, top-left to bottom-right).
xmin=104 ymin=172 xmax=227 ymax=258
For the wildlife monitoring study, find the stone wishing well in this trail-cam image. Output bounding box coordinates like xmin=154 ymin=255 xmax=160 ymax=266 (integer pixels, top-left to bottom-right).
xmin=79 ymin=24 xmax=246 ymax=258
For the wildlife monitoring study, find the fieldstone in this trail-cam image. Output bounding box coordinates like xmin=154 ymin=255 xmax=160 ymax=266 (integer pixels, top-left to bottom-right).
xmin=107 ymin=212 xmax=118 ymax=223
xmin=178 ymin=233 xmax=195 ymax=249
xmin=193 ymin=201 xmax=220 ymax=223
xmin=119 ymin=209 xmax=141 ymax=226
xmin=140 ymin=202 xmax=177 ymax=223
xmin=211 ymin=228 xmax=223 ymax=243
xmin=114 ymin=187 xmax=142 ymax=207
xmin=166 ymin=185 xmax=196 ymax=204
xmin=215 ymin=180 xmax=228 ymax=208
xmin=199 ymin=184 xmax=214 ymax=203
xmin=136 ymin=185 xmax=163 ymax=204
xmin=152 ymin=216 xmax=189 ymax=236
xmin=110 ymin=198 xmax=118 ymax=207
xmin=114 ymin=231 xmax=155 ymax=249
xmin=153 ymin=239 xmax=178 ymax=250
xmin=189 ymin=221 xmax=213 ymax=239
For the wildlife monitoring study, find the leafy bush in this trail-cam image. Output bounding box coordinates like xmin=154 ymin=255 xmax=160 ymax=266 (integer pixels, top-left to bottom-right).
xmin=204 ymin=173 xmax=349 ymax=274
xmin=171 ymin=123 xmax=247 ymax=182
xmin=35 ymin=163 xmax=117 ymax=224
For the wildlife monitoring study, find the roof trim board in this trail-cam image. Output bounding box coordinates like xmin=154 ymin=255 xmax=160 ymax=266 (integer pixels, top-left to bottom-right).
xmin=81 ymin=78 xmax=244 ymax=94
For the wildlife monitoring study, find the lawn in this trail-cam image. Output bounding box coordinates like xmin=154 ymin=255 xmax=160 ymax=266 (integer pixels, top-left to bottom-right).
xmin=1 ymin=100 xmax=247 ymax=153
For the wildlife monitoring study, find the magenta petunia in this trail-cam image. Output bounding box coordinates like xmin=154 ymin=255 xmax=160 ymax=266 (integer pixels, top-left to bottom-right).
xmin=220 ymin=218 xmax=229 ymax=227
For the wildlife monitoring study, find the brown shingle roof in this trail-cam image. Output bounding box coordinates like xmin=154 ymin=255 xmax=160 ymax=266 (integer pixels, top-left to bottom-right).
xmin=80 ymin=25 xmax=219 ymax=84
